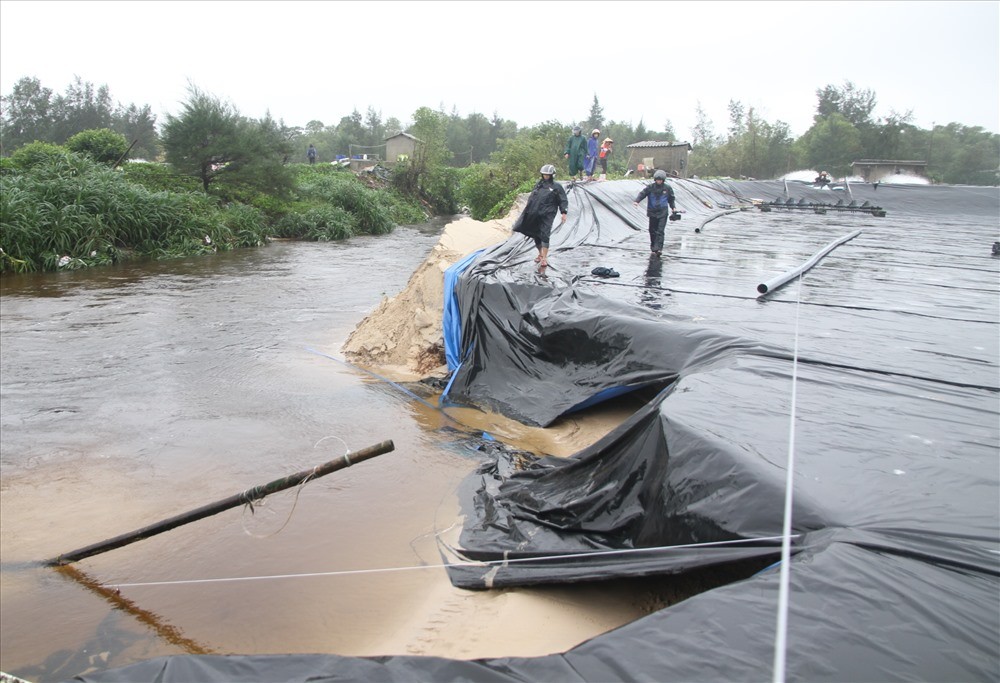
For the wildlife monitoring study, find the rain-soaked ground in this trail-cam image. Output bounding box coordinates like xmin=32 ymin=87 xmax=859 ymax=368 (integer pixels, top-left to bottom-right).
xmin=0 ymin=218 xmax=667 ymax=682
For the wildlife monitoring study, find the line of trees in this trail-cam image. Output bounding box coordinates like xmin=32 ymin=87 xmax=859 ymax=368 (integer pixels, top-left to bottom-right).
xmin=692 ymin=82 xmax=1000 ymax=185
xmin=3 ymin=76 xmax=997 ymax=187
xmin=1 ymin=76 xmax=160 ymax=160
xmin=3 ymin=76 xmax=998 ymax=206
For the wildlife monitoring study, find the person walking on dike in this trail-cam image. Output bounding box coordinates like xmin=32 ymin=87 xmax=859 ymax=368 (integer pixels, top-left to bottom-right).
xmin=307 ymin=144 xmax=318 ymax=164
xmin=633 ymin=169 xmax=679 ymax=257
xmin=598 ymin=137 xmax=613 ymax=178
xmin=513 ymin=164 xmax=568 ymax=269
xmin=584 ymin=128 xmax=601 ymax=180
xmin=564 ymin=126 xmax=587 ymax=181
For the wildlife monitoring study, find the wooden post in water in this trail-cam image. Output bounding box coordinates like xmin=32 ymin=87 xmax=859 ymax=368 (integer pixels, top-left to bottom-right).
xmin=46 ymin=440 xmax=394 ymax=566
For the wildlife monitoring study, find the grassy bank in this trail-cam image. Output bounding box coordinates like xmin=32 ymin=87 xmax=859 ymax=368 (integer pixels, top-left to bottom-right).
xmin=0 ymin=145 xmax=428 ymax=275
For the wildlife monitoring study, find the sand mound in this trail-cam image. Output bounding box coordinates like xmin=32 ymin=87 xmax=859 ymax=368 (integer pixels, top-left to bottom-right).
xmin=341 ymin=212 xmax=515 ymax=381
xmin=339 ymin=198 xmax=639 ymax=459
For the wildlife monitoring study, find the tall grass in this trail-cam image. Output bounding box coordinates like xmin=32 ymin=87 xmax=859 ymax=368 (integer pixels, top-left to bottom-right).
xmin=0 ymin=152 xmax=268 ymax=273
xmin=297 ymin=174 xmax=394 ymax=235
xmin=1 ymin=152 xmax=429 ymax=274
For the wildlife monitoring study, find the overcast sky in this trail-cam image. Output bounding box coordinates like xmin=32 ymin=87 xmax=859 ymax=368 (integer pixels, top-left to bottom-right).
xmin=2 ymin=0 xmax=997 ymax=140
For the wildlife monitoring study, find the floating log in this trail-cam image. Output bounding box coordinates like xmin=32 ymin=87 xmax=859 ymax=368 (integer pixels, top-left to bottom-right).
xmin=46 ymin=440 xmax=394 ymax=566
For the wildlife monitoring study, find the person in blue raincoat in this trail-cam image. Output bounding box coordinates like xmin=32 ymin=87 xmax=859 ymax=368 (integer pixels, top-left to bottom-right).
xmin=633 ymin=169 xmax=679 ymax=257
xmin=584 ymin=128 xmax=601 ymax=180
xmin=513 ymin=164 xmax=568 ymax=268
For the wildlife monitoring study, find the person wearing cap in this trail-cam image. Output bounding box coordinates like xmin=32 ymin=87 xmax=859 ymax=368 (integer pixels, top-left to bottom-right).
xmin=564 ymin=126 xmax=588 ymax=181
xmin=633 ymin=169 xmax=679 ymax=257
xmin=512 ymin=164 xmax=568 ymax=268
xmin=598 ymin=137 xmax=613 ymax=178
xmin=584 ymin=128 xmax=601 ymax=180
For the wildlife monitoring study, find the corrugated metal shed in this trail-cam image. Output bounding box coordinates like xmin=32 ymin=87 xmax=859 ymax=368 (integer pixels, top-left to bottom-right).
xmin=625 ymin=141 xmax=693 ymax=178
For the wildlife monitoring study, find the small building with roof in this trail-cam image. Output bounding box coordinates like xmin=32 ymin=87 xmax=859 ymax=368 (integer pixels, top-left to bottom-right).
xmin=625 ymin=141 xmax=693 ymax=178
xmin=385 ymin=132 xmax=424 ymax=167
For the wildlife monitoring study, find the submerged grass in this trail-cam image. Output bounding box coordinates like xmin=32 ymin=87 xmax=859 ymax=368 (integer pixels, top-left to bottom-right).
xmin=1 ymin=154 xmax=427 ymax=274
xmin=0 ymin=152 xmax=269 ymax=273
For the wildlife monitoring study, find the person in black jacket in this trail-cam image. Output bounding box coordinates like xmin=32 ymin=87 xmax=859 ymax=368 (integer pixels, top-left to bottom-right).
xmin=513 ymin=164 xmax=568 ymax=268
xmin=633 ymin=169 xmax=679 ymax=256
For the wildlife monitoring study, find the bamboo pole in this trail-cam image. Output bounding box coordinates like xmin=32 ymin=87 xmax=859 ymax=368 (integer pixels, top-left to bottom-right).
xmin=46 ymin=440 xmax=394 ymax=566
xmin=111 ymin=138 xmax=139 ymax=169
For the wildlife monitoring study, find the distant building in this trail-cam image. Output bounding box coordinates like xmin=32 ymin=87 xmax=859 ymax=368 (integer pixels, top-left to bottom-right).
xmin=625 ymin=141 xmax=693 ymax=178
xmin=385 ymin=132 xmax=424 ymax=167
xmin=852 ymin=159 xmax=928 ymax=182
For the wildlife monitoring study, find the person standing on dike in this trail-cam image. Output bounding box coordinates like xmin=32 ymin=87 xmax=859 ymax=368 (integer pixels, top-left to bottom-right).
xmin=512 ymin=164 xmax=568 ymax=268
xmin=564 ymin=126 xmax=587 ymax=181
xmin=633 ymin=169 xmax=679 ymax=257
xmin=584 ymin=128 xmax=601 ymax=181
xmin=598 ymin=137 xmax=613 ymax=179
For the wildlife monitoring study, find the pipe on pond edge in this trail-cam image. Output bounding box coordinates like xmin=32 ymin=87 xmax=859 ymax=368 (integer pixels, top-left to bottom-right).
xmin=757 ymin=230 xmax=862 ymax=296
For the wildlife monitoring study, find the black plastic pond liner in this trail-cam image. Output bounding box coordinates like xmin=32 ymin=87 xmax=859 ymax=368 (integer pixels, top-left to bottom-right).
xmin=73 ymin=180 xmax=999 ymax=682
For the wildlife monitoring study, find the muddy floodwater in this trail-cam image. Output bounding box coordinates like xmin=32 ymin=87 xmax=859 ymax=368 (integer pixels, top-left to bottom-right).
xmin=0 ymin=219 xmax=660 ymax=682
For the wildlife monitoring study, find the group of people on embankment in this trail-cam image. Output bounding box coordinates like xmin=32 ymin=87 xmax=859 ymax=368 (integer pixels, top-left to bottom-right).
xmin=514 ymin=157 xmax=680 ymax=268
xmin=564 ymin=126 xmax=614 ymax=182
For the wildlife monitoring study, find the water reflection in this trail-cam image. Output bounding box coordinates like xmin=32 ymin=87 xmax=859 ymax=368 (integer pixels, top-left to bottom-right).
xmin=0 ymin=229 xmax=459 ymax=679
xmin=639 ymin=253 xmax=668 ymax=311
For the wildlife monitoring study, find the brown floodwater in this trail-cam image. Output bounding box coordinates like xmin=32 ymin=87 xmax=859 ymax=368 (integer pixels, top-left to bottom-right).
xmin=0 ymin=220 xmax=658 ymax=682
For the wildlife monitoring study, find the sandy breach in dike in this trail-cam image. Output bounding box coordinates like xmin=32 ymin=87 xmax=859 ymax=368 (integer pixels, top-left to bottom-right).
xmin=339 ymin=202 xmax=659 ymax=659
xmin=341 ymin=201 xmax=645 ymax=459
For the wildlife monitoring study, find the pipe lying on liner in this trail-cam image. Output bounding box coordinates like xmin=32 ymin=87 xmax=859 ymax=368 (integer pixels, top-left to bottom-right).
xmin=695 ymin=209 xmax=741 ymax=233
xmin=756 ymin=230 xmax=862 ymax=296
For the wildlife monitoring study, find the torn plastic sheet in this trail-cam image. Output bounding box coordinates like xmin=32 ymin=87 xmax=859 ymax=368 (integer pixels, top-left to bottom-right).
xmin=74 ymin=180 xmax=999 ymax=682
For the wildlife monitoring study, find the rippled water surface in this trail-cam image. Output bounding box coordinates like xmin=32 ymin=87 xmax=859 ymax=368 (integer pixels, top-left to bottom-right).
xmin=0 ymin=219 xmax=493 ymax=680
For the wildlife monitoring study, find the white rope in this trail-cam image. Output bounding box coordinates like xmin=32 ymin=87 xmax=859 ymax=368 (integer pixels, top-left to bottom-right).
xmin=772 ymin=273 xmax=802 ymax=683
xmin=109 ymin=534 xmax=798 ymax=590
xmin=238 ymin=436 xmax=350 ymax=539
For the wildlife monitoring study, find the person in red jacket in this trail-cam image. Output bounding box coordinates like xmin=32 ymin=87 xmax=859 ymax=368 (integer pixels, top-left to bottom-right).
xmin=598 ymin=137 xmax=613 ymax=177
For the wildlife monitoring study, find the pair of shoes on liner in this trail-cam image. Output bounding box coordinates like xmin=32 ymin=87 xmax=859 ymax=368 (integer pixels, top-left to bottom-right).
xmin=591 ymin=266 xmax=620 ymax=278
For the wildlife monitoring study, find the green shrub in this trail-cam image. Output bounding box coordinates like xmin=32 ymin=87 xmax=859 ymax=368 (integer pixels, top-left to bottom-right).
xmin=297 ymin=175 xmax=394 ymax=235
xmin=458 ymin=163 xmax=519 ymax=221
xmin=0 ymin=152 xmax=265 ymax=273
xmin=221 ymin=203 xmax=269 ymax=247
xmin=65 ymin=129 xmax=130 ymax=165
xmin=8 ymin=141 xmax=71 ymax=171
xmin=420 ymin=166 xmax=462 ymax=214
xmin=122 ymin=162 xmax=202 ymax=194
xmin=302 ymin=206 xmax=356 ymax=241
xmin=484 ymin=177 xmax=535 ymax=221
xmin=273 ymin=206 xmax=356 ymax=241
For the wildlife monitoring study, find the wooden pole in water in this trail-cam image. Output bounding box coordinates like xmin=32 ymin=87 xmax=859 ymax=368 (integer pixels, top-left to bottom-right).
xmin=46 ymin=440 xmax=394 ymax=566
